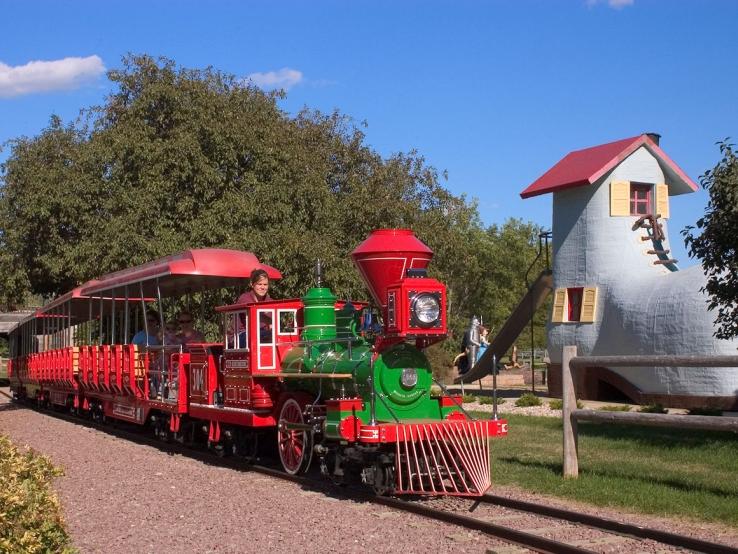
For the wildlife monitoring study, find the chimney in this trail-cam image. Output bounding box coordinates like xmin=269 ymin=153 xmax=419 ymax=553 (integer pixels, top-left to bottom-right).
xmin=645 ymin=132 xmax=661 ymax=146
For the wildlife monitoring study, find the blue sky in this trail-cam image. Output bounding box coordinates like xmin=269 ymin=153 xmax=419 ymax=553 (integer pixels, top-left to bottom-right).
xmin=1 ymin=0 xmax=737 ymax=266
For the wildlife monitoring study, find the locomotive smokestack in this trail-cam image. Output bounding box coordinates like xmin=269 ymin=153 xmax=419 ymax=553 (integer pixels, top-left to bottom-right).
xmin=351 ymin=229 xmax=434 ymax=309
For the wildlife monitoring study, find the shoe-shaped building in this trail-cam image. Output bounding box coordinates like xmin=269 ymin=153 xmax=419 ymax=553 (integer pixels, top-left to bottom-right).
xmin=522 ymin=133 xmax=738 ymax=409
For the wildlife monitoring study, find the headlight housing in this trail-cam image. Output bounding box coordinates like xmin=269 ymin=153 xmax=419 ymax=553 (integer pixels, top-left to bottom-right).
xmin=410 ymin=292 xmax=441 ymax=328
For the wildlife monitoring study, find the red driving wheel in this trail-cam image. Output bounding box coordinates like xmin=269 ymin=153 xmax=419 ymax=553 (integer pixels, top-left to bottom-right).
xmin=278 ymin=397 xmax=313 ymax=475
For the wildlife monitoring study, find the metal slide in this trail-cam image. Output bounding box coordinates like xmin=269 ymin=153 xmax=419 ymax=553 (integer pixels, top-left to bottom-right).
xmin=454 ymin=270 xmax=553 ymax=384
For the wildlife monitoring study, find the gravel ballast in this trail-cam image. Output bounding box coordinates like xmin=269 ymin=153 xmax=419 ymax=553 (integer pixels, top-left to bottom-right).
xmin=0 ymin=394 xmax=509 ymax=553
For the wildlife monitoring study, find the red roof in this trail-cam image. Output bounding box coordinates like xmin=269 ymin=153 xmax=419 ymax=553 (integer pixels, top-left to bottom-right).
xmin=80 ymin=249 xmax=282 ymax=297
xmin=520 ymin=134 xmax=698 ymax=199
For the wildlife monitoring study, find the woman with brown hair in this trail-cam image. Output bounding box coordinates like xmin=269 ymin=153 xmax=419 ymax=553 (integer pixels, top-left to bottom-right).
xmin=237 ymin=269 xmax=272 ymax=305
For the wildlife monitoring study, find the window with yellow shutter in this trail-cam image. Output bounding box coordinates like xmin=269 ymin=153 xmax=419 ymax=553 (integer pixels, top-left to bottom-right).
xmin=551 ymin=287 xmax=598 ymax=323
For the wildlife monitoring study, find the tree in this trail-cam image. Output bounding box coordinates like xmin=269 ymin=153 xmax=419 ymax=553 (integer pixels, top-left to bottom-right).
xmin=683 ymin=140 xmax=738 ymax=339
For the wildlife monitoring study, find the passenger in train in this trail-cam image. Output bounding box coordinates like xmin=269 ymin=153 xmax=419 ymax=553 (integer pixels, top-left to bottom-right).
xmin=132 ymin=311 xmax=162 ymax=397
xmin=132 ymin=311 xmax=161 ymax=347
xmin=237 ymin=269 xmax=273 ymax=346
xmin=162 ymin=320 xmax=180 ymax=346
xmin=177 ymin=311 xmax=205 ymax=345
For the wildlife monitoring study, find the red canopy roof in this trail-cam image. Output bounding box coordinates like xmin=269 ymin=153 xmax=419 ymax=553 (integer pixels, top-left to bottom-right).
xmin=520 ymin=134 xmax=698 ymax=199
xmin=80 ymin=249 xmax=282 ymax=297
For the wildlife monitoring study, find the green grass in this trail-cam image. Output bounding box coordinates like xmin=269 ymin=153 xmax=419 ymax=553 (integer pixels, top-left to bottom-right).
xmin=487 ymin=414 xmax=738 ymax=527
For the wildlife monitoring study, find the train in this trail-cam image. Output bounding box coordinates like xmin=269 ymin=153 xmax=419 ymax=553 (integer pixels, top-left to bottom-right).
xmin=7 ymin=229 xmax=507 ymax=497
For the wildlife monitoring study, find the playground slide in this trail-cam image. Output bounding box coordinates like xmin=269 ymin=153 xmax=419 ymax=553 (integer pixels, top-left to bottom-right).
xmin=454 ymin=269 xmax=553 ymax=384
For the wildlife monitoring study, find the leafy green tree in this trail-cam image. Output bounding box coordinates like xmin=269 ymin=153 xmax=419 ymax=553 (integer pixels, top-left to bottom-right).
xmin=683 ymin=140 xmax=738 ymax=339
xmin=0 ymin=115 xmax=89 ymax=303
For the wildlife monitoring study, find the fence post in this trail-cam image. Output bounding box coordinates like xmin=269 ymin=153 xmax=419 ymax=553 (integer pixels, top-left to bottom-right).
xmin=562 ymin=345 xmax=578 ymax=478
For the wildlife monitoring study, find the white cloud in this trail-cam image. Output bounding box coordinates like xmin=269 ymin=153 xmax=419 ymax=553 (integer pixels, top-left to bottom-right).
xmin=245 ymin=67 xmax=303 ymax=91
xmin=585 ymin=0 xmax=634 ymax=8
xmin=0 ymin=55 xmax=106 ymax=98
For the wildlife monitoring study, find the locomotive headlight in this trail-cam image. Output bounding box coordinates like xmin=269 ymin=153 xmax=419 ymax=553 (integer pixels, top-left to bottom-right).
xmin=401 ymin=367 xmax=418 ymax=388
xmin=410 ymin=293 xmax=440 ymax=327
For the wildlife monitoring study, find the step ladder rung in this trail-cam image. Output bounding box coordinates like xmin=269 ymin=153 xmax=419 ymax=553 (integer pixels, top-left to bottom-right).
xmin=653 ymin=259 xmax=678 ymax=265
xmin=647 ymin=249 xmax=670 ymax=255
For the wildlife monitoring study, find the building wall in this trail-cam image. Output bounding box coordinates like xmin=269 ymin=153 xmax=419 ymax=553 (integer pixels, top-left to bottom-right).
xmin=547 ymin=146 xmax=738 ymax=399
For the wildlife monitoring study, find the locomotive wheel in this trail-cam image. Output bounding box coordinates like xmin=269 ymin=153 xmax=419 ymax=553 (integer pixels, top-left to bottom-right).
xmin=372 ymin=464 xmax=395 ymax=496
xmin=277 ymin=398 xmax=313 ymax=475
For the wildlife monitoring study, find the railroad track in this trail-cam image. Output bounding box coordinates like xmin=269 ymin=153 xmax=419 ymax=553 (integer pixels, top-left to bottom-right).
xmin=3 ymin=390 xmax=736 ymax=554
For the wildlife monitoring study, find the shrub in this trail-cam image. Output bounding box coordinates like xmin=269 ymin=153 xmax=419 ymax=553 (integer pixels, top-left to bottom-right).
xmin=462 ymin=394 xmax=477 ymax=404
xmin=0 ymin=435 xmax=74 ymax=553
xmin=426 ymin=343 xmax=454 ymax=383
xmin=688 ymin=407 xmax=723 ymax=416
xmin=478 ymin=396 xmax=506 ymax=406
xmin=515 ymin=393 xmax=542 ymax=407
xmin=547 ymin=398 xmax=583 ymax=410
xmin=599 ymin=404 xmax=632 ymax=412
xmin=639 ymin=403 xmax=667 ymax=414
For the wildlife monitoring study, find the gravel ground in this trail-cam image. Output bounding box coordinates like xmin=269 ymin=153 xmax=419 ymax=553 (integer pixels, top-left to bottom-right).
xmin=465 ymin=399 xmax=558 ymax=418
xmin=0 ymin=393 xmax=511 ymax=554
xmin=2 ymin=389 xmax=737 ymax=553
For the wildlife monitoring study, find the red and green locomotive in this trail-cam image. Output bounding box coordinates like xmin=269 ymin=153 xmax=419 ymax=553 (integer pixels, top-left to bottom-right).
xmin=8 ymin=229 xmax=507 ymax=496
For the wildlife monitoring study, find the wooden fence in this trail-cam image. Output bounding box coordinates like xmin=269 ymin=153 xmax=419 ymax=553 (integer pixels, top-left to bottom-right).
xmin=561 ymin=345 xmax=738 ymax=478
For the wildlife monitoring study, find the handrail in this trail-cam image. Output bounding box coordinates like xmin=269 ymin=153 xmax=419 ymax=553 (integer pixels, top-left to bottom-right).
xmin=522 ymin=231 xmax=552 ymax=394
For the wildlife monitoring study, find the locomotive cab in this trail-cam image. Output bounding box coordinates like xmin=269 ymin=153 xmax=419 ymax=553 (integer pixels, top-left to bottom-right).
xmin=215 ymin=299 xmax=303 ymax=412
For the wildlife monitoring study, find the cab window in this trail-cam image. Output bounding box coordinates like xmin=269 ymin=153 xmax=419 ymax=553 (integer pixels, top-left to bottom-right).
xmin=278 ymin=309 xmax=297 ymax=335
xmin=257 ymin=308 xmax=274 ymax=344
xmin=225 ymin=311 xmax=248 ymax=350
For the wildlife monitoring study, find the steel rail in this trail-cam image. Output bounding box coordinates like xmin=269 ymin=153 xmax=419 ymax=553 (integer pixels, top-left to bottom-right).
xmin=480 ymin=493 xmax=738 ymax=554
xmin=4 ymin=392 xmax=737 ymax=554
